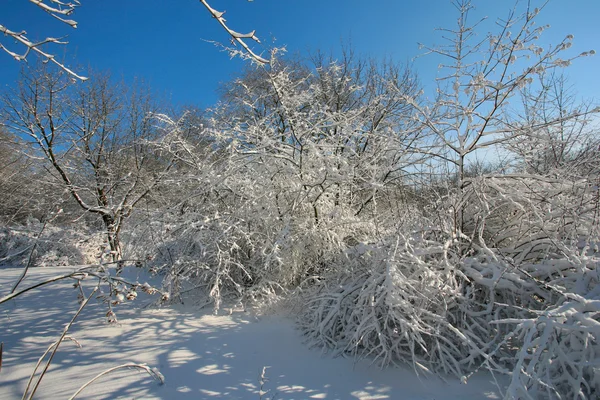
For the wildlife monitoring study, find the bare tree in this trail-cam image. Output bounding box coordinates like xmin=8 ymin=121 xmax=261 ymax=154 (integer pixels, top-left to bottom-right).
xmin=1 ymin=65 xmax=174 ymax=260
xmin=505 ymin=71 xmax=600 ymax=178
xmin=407 ymin=0 xmax=597 ymax=233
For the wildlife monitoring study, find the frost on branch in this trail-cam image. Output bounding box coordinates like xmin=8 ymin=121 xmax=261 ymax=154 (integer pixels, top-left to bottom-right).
xmin=295 ymin=1 xmax=600 ymax=397
xmin=299 ymin=174 xmax=600 ymax=398
xmin=497 ymin=295 xmax=600 ymax=399
xmin=199 ymin=0 xmax=270 ymax=64
xmin=144 ymin=53 xmax=422 ymax=311
xmin=0 ymin=0 xmax=86 ymax=80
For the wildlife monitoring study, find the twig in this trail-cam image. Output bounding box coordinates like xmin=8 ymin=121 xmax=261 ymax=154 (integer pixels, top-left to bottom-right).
xmin=68 ymin=363 xmax=164 ymax=399
xmin=0 ymin=271 xmax=85 ymax=305
xmin=199 ymin=0 xmax=269 ymax=64
xmin=23 ymin=285 xmax=98 ymax=400
xmin=21 ymin=336 xmax=82 ymax=399
xmin=0 ymin=0 xmax=86 ymax=80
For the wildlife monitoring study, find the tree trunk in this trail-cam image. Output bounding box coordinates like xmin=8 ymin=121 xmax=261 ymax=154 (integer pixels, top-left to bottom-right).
xmin=457 ymin=154 xmax=465 ymax=235
xmin=102 ymin=214 xmax=121 ymax=262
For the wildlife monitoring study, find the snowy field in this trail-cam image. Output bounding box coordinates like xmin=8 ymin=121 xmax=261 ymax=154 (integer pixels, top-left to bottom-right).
xmin=1 ymin=266 xmax=505 ymax=399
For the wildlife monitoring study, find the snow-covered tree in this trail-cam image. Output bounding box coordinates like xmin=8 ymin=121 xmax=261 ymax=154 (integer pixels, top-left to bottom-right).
xmin=297 ymin=2 xmax=600 ymax=398
xmin=149 ymin=51 xmax=425 ymax=307
xmin=1 ymin=65 xmax=175 ymax=260
xmin=409 ymin=0 xmax=597 ymax=233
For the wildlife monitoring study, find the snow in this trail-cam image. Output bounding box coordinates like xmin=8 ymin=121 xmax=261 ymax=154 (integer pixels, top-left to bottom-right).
xmin=0 ymin=266 xmax=504 ymax=399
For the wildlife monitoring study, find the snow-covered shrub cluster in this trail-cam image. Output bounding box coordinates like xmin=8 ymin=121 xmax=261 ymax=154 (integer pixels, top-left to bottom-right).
xmin=138 ymin=53 xmax=424 ymax=310
xmin=299 ymin=174 xmax=599 ymax=398
xmin=500 ymin=294 xmax=600 ymax=399
xmin=123 ymin=23 xmax=599 ymax=394
xmin=298 ymin=231 xmax=469 ymax=374
xmin=2 ymin=1 xmax=598 ymax=398
xmin=0 ymin=222 xmax=106 ymax=267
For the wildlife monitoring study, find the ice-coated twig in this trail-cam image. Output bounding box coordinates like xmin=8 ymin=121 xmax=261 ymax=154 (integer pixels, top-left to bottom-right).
xmin=68 ymin=364 xmax=164 ymax=399
xmin=0 ymin=0 xmax=86 ymax=80
xmin=23 ymin=285 xmax=97 ymax=400
xmin=199 ymin=0 xmax=270 ymax=64
xmin=21 ymin=336 xmax=82 ymax=400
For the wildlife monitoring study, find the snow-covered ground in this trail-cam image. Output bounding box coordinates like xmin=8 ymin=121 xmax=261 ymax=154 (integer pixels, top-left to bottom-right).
xmin=0 ymin=266 xmax=505 ymax=399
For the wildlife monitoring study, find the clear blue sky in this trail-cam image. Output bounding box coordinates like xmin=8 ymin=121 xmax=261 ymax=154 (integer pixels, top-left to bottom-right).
xmin=1 ymin=0 xmax=598 ymax=107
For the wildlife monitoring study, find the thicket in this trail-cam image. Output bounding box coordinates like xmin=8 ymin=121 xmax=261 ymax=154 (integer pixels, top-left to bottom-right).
xmin=1 ymin=1 xmax=599 ymax=398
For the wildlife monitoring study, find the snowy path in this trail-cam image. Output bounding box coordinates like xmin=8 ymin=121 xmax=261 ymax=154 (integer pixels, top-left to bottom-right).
xmin=0 ymin=267 xmax=504 ymax=399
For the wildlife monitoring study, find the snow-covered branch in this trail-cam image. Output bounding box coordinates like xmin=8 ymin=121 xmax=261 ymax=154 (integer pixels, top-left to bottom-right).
xmin=0 ymin=1 xmax=86 ymax=80
xmin=199 ymin=0 xmax=270 ymax=64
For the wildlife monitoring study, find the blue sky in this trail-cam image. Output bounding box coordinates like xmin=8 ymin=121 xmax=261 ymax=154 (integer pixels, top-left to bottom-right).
xmin=1 ymin=0 xmax=598 ymax=107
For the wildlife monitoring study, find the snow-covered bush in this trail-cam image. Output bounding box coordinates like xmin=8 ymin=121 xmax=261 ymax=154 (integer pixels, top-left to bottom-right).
xmin=144 ymin=53 xmax=424 ymax=310
xmin=299 ymin=231 xmax=470 ymax=375
xmin=499 ymin=293 xmax=600 ymax=399
xmin=299 ymin=172 xmax=599 ymax=397
xmin=0 ymin=223 xmax=105 ymax=268
xmin=138 ymin=180 xmax=374 ymax=310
